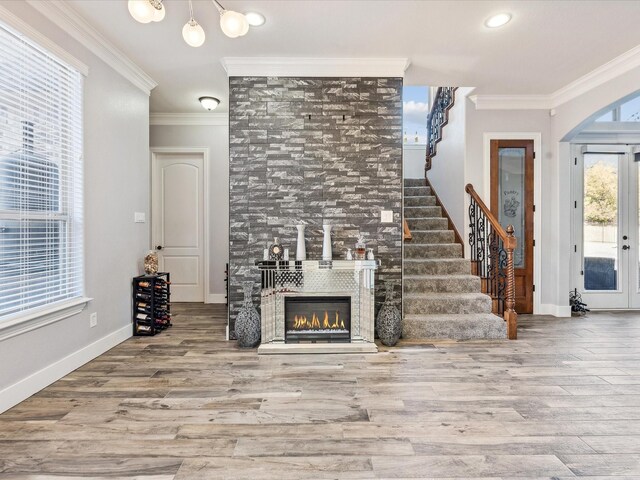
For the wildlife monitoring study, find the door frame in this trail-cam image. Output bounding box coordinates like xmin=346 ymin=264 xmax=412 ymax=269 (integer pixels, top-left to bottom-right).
xmin=150 ymin=147 xmax=211 ymax=303
xmin=483 ymin=132 xmax=541 ymax=315
xmin=570 ymin=143 xmax=640 ymax=309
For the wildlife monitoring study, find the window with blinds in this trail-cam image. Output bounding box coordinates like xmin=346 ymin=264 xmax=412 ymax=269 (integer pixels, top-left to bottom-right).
xmin=0 ymin=21 xmax=83 ymax=320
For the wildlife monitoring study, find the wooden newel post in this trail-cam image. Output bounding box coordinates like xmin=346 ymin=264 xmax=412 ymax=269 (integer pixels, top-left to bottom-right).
xmin=504 ymin=225 xmax=517 ymax=340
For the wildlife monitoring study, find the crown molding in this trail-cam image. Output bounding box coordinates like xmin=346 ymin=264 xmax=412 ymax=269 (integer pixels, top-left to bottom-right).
xmin=150 ymin=113 xmax=229 ymax=126
xmin=221 ymin=57 xmax=411 ymax=78
xmin=468 ymin=94 xmax=553 ymax=110
xmin=26 ymin=0 xmax=157 ymax=95
xmin=0 ymin=4 xmax=88 ymax=76
xmin=470 ymin=43 xmax=640 ymax=111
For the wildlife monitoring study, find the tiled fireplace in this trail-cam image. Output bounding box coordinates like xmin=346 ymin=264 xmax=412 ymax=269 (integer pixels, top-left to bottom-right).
xmin=257 ymin=260 xmax=378 ymax=354
xmin=227 ymin=76 xmax=403 ymax=338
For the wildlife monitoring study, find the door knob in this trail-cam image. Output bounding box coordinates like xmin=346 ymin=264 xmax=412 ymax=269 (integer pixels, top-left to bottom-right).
xmin=156 ymin=245 xmax=163 ymax=250
xmin=623 ymin=245 xmax=630 ymax=250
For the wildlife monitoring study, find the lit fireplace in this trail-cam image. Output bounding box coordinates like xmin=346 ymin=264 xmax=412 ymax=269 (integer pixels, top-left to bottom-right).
xmin=285 ymin=296 xmax=351 ymax=343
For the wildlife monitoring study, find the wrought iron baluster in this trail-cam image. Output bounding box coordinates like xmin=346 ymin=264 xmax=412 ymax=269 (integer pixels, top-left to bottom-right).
xmin=465 ymin=183 xmax=518 ymax=339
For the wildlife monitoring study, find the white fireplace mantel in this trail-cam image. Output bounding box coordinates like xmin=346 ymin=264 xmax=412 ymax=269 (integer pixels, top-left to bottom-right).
xmin=256 ymin=260 xmax=379 ymax=354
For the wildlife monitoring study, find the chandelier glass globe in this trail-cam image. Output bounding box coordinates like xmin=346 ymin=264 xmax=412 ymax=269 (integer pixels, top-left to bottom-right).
xmin=220 ymin=10 xmax=249 ymax=38
xmin=182 ymin=19 xmax=206 ymax=47
xmin=152 ymin=3 xmax=166 ymax=22
xmin=128 ymin=0 xmax=155 ymax=23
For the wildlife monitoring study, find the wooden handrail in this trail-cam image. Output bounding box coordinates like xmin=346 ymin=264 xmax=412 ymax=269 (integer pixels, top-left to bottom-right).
xmin=465 ymin=183 xmax=517 ymax=340
xmin=403 ymin=219 xmax=412 ymax=242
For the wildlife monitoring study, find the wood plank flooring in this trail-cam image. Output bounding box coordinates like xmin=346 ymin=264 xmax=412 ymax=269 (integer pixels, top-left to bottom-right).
xmin=1 ymin=305 xmax=640 ymax=478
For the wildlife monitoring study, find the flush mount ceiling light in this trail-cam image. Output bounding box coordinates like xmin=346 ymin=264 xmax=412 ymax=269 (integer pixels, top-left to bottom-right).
xmin=484 ymin=13 xmax=512 ymax=28
xmin=127 ymin=0 xmax=264 ymax=47
xmin=199 ymin=96 xmax=221 ymax=111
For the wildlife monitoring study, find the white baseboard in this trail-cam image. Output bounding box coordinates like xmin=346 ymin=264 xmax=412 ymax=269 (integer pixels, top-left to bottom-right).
xmin=205 ymin=294 xmax=227 ymax=304
xmin=0 ymin=324 xmax=131 ymax=414
xmin=538 ymin=304 xmax=572 ymax=317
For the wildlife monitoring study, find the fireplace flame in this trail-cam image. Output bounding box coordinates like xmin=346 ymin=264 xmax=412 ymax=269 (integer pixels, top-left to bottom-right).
xmin=292 ymin=311 xmax=346 ymax=331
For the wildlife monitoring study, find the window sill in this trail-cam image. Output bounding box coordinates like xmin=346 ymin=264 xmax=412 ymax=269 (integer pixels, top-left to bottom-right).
xmin=0 ymin=297 xmax=92 ymax=342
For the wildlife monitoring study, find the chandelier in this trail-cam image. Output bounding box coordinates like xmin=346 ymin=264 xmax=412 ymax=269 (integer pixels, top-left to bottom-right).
xmin=127 ymin=0 xmax=265 ymax=47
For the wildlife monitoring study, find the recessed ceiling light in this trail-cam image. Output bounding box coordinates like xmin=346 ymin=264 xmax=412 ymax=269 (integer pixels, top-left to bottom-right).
xmin=485 ymin=13 xmax=512 ymax=28
xmin=199 ymin=96 xmax=220 ymax=111
xmin=245 ymin=12 xmax=266 ymax=27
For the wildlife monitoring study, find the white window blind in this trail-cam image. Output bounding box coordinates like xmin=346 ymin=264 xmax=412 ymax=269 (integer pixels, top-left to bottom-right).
xmin=0 ymin=21 xmax=83 ymax=320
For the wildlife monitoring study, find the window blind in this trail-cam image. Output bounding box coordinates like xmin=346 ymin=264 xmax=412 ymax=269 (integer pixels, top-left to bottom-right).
xmin=0 ymin=21 xmax=83 ymax=319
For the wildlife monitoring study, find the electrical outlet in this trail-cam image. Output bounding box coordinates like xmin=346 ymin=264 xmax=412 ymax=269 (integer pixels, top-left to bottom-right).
xmin=381 ymin=210 xmax=394 ymax=223
xmin=134 ymin=212 xmax=146 ymax=223
xmin=89 ymin=312 xmax=97 ymax=328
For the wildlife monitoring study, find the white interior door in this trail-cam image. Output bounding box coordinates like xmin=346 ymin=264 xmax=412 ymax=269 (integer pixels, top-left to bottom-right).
xmin=151 ymin=152 xmax=204 ymax=302
xmin=573 ymin=145 xmax=640 ymax=309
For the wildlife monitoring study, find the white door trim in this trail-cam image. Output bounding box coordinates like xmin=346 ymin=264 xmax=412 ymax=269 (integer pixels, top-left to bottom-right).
xmin=483 ymin=132 xmax=542 ymax=315
xmin=150 ymin=147 xmax=211 ymax=303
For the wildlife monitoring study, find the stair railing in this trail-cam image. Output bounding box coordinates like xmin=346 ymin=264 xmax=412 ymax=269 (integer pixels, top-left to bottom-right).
xmin=465 ymin=183 xmax=517 ymax=340
xmin=425 ymin=87 xmax=458 ymax=175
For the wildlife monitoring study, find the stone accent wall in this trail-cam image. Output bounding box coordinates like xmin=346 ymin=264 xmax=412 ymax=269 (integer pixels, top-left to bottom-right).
xmin=228 ymin=76 xmax=403 ymax=336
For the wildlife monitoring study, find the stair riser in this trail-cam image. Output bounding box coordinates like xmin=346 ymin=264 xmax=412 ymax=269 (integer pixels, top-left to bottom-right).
xmin=404 ymin=206 xmax=442 ymax=218
xmin=404 ymin=276 xmax=480 ymax=294
xmin=404 ymin=187 xmax=431 ymax=197
xmin=404 ymin=196 xmax=437 ymax=207
xmin=407 ymin=218 xmax=448 ymax=230
xmin=409 ymin=231 xmax=455 ymax=243
xmin=404 ymin=244 xmax=462 ymax=259
xmin=403 ymin=317 xmax=506 ymax=340
xmin=404 ymin=296 xmax=493 ymax=315
xmin=403 ymin=260 xmax=471 ymax=275
xmin=404 ymin=178 xmax=426 ymax=187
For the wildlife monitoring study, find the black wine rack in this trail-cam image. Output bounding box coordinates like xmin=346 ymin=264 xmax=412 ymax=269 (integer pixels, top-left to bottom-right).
xmin=132 ymin=272 xmax=172 ymax=336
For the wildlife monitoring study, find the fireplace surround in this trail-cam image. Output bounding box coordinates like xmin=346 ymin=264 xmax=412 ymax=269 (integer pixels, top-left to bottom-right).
xmin=257 ymin=260 xmax=379 ymax=354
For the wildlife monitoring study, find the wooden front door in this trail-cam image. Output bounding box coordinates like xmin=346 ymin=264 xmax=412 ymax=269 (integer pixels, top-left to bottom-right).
xmin=490 ymin=140 xmax=534 ymax=313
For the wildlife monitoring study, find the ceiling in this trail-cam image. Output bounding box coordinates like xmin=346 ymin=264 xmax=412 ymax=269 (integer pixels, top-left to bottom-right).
xmin=66 ymin=0 xmax=640 ymax=114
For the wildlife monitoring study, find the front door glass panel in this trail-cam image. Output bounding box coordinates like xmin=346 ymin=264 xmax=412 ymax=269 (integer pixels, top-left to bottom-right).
xmin=583 ymin=153 xmax=619 ymax=291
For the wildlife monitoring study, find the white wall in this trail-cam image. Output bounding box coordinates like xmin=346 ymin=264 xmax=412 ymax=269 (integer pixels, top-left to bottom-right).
xmin=427 ymin=87 xmax=471 ymax=236
xmin=0 ymin=2 xmax=150 ymax=412
xmin=149 ymin=125 xmax=230 ymax=300
xmin=403 ymin=144 xmax=426 ymax=179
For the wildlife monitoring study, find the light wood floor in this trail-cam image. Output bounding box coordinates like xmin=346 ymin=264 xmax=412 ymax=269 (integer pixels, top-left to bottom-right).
xmin=2 ymin=305 xmax=640 ymax=478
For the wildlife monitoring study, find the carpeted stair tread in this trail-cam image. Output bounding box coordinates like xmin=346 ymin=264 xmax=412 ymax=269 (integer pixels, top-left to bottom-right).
xmin=403 ymin=292 xmax=493 ymax=315
xmin=404 ymin=178 xmax=426 ymax=187
xmin=404 ymin=243 xmax=462 ymax=259
xmin=409 ymin=230 xmax=455 ymax=243
xmin=404 ymin=274 xmax=481 ymax=294
xmin=404 ymin=206 xmax=443 ymax=218
xmin=406 ymin=218 xmax=449 ymax=230
xmin=404 ymin=186 xmax=432 ymax=197
xmin=403 ymin=313 xmax=506 ymax=340
xmin=403 ymin=258 xmax=471 ymax=275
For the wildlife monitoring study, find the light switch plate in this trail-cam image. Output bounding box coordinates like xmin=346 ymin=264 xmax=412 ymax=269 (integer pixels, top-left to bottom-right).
xmin=381 ymin=210 xmax=393 ymax=223
xmin=134 ymin=212 xmax=146 ymax=223
xmin=89 ymin=312 xmax=97 ymax=328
